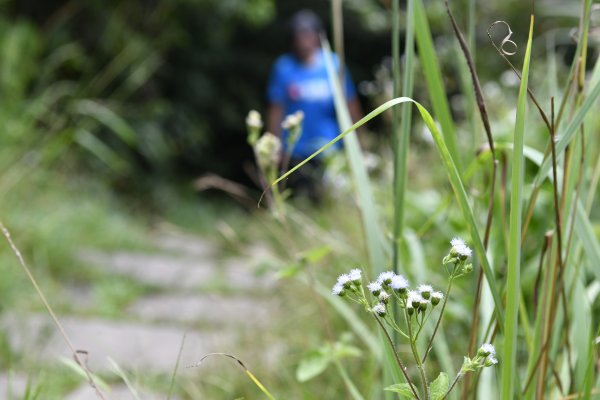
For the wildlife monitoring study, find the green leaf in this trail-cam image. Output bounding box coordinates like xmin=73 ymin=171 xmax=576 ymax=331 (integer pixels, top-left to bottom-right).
xmin=384 ymin=383 xmax=415 ymax=398
xmin=501 ymin=14 xmax=534 ymax=400
xmin=275 ymin=263 xmax=302 ymax=279
xmin=414 ymin=0 xmax=461 ymax=172
xmin=312 ymin=280 xmax=382 ymax=361
xmin=430 ymin=372 xmax=449 ymax=400
xmin=332 ymin=342 xmax=362 ymax=359
xmin=296 ymin=350 xmax=330 ymax=382
xmin=72 ymin=99 xmax=138 ymax=146
xmin=298 ymin=245 xmax=331 ymax=264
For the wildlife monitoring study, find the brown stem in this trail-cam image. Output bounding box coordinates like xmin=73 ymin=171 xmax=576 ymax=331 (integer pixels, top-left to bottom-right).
xmin=0 ymin=223 xmax=106 ymax=399
xmin=373 ymin=316 xmax=421 ymax=400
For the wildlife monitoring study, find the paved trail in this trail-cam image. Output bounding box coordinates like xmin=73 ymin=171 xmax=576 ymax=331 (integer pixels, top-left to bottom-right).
xmin=0 ymin=231 xmax=280 ymax=399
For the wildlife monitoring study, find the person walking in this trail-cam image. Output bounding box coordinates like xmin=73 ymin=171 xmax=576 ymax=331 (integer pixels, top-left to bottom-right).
xmin=266 ymin=9 xmax=362 ymax=201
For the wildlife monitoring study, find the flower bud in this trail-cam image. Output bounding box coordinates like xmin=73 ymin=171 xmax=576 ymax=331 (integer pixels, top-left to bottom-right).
xmin=378 ymin=292 xmax=390 ymax=304
xmin=463 ymin=263 xmax=473 ymax=274
xmin=418 ymin=284 xmax=433 ymax=299
xmin=372 ymin=303 xmax=386 ymax=317
xmin=484 ymin=355 xmax=498 ymax=367
xmin=246 ymin=110 xmax=263 ymax=145
xmin=431 ymin=291 xmax=444 ymax=306
xmin=255 ymin=132 xmax=281 ymax=170
xmin=477 ymin=343 xmax=495 ymax=357
xmin=349 ymin=268 xmax=362 ymax=284
xmin=332 ymin=283 xmax=345 ymax=297
xmin=367 ymin=281 xmax=383 ymax=297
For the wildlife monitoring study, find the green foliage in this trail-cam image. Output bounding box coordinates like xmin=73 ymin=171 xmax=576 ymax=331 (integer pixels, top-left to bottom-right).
xmin=296 ymin=340 xmax=362 ymax=382
xmin=429 ymin=372 xmax=449 ymax=400
xmin=384 ymin=382 xmax=414 ymax=398
xmin=1 ymin=0 xmax=600 ymax=398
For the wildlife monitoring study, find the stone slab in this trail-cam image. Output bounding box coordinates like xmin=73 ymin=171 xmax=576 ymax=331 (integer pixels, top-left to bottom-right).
xmin=127 ymin=294 xmax=274 ymax=326
xmin=1 ymin=313 xmax=234 ymax=374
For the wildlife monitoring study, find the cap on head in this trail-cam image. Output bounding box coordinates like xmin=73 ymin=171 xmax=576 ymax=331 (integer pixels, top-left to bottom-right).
xmin=290 ymin=10 xmax=323 ymax=35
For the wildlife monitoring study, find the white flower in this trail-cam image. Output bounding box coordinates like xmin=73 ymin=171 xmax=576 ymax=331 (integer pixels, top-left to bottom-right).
xmin=378 ymin=292 xmax=390 ymax=303
xmin=479 ymin=343 xmax=496 ymax=357
xmin=245 ymin=110 xmax=263 ymax=129
xmin=337 ymin=274 xmax=351 ymax=287
xmin=255 ymin=132 xmax=282 ymax=170
xmin=332 ymin=283 xmax=345 ymax=296
xmin=407 ymin=290 xmax=421 ymax=299
xmin=348 ymin=269 xmax=362 ymax=282
xmin=372 ymin=303 xmax=386 ymax=316
xmin=367 ymin=281 xmax=383 ymax=294
xmin=451 ymin=237 xmax=466 ymax=248
xmin=377 ymin=271 xmax=396 ymax=285
xmin=451 ymin=237 xmax=472 ymax=259
xmin=417 ymin=285 xmax=433 ymax=297
xmin=390 ymin=275 xmax=409 ymax=291
xmin=431 ymin=291 xmax=444 ymax=305
xmin=486 ymin=355 xmax=498 ymax=366
xmin=431 ymin=291 xmax=444 ymax=300
xmin=407 ymin=291 xmax=424 ymax=308
xmin=281 ymin=110 xmax=304 ymax=130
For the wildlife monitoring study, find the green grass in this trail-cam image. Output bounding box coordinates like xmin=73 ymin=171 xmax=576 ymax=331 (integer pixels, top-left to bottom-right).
xmin=2 ymin=0 xmax=600 ymax=399
xmin=501 ymin=14 xmax=534 ymax=400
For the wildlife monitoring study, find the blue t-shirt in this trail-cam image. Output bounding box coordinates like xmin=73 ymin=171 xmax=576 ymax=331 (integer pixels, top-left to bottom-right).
xmin=267 ymin=49 xmax=357 ymax=158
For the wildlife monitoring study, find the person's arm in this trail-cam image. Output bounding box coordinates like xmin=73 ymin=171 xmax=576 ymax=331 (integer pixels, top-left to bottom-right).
xmin=267 ymin=103 xmax=285 ymax=137
xmin=342 ymin=65 xmax=363 ymax=126
xmin=347 ymin=97 xmax=363 ymax=125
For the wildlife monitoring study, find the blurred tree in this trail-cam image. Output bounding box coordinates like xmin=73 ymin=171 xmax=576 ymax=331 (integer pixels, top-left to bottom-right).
xmin=1 ymin=0 xmax=586 ymax=194
xmin=0 ymin=0 xmax=388 ymax=191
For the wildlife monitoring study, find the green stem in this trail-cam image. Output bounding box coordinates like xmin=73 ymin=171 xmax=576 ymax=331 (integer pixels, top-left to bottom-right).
xmin=422 ymin=274 xmax=455 ymax=362
xmin=408 ymin=315 xmax=429 ymax=399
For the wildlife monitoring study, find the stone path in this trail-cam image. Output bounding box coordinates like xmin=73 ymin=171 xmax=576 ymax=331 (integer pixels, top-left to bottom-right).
xmin=0 ymin=231 xmax=280 ymax=398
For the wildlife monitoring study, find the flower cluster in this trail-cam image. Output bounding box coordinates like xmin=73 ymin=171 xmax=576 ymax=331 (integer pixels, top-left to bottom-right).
xmin=329 ymin=238 xmax=496 ymax=400
xmin=254 ymin=132 xmax=282 ymax=171
xmin=332 ymin=267 xmax=446 ymax=321
xmin=477 ymin=343 xmax=499 ymax=367
xmin=443 ymin=237 xmax=473 ymax=276
xmin=332 ymin=268 xmax=362 ymax=297
xmin=462 ymin=343 xmax=499 ymax=372
xmin=281 ymin=110 xmax=304 ymax=131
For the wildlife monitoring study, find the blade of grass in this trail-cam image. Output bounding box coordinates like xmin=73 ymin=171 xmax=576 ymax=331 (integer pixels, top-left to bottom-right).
xmin=574 ymin=201 xmax=600 ymax=282
xmin=501 ymin=15 xmax=534 ymax=400
xmin=532 ymin=64 xmax=600 ymax=188
xmin=392 ymin=0 xmax=414 ymax=272
xmin=108 ymin=358 xmax=140 ymax=400
xmin=167 ymin=333 xmax=186 ymax=400
xmin=414 ymin=0 xmax=462 ymax=173
xmin=72 ymin=99 xmax=138 ymax=147
xmin=188 ymin=353 xmax=276 ymax=400
xmin=321 ymin=37 xmax=386 ymax=274
xmin=569 ymin=270 xmax=592 ymax=391
xmin=0 ymin=223 xmax=106 ymax=399
xmin=333 ymin=357 xmax=367 ymax=400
